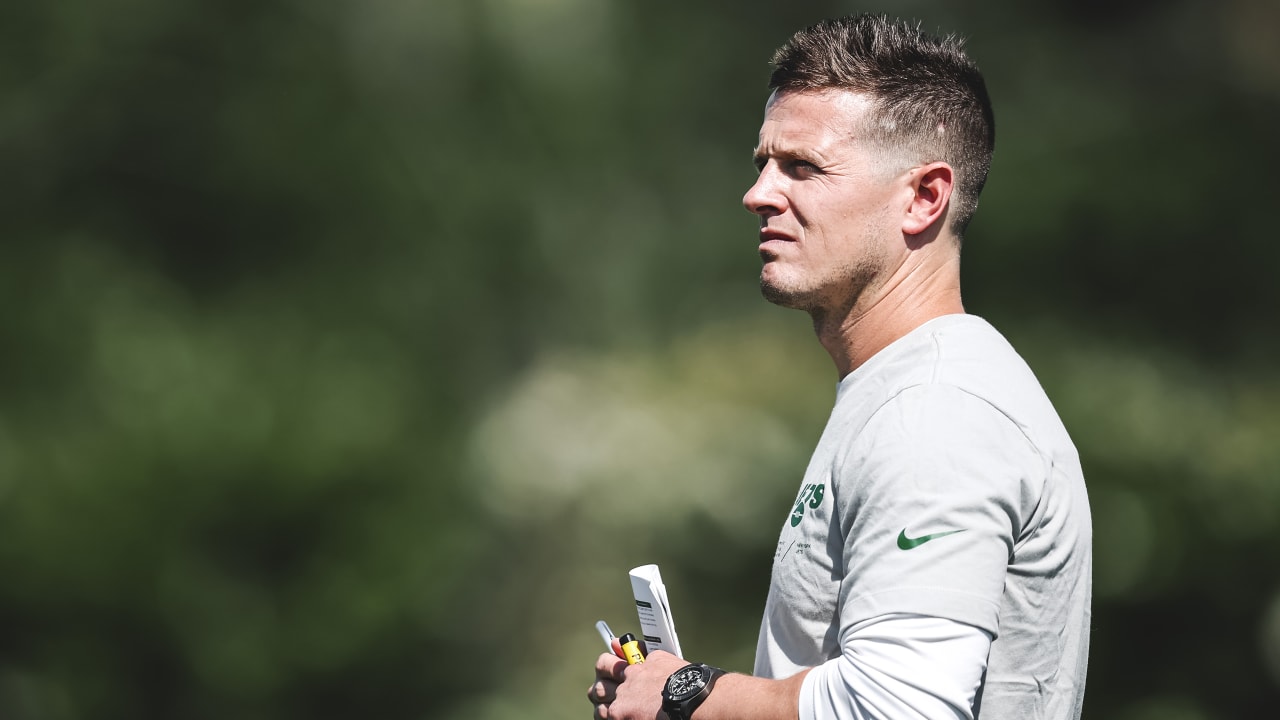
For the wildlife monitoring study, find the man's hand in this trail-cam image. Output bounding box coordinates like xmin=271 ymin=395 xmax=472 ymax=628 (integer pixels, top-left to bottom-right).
xmin=587 ymin=647 xmax=686 ymax=720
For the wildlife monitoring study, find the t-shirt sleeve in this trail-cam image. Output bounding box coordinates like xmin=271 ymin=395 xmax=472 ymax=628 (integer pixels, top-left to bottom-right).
xmin=799 ymin=613 xmax=992 ymax=720
xmin=833 ymin=384 xmax=1043 ymax=637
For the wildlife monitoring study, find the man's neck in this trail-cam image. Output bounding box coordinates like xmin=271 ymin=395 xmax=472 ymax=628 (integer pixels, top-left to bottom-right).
xmin=813 ymin=255 xmax=965 ymax=378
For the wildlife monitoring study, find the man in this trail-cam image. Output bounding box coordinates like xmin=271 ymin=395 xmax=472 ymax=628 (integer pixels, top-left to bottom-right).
xmin=589 ymin=14 xmax=1091 ymax=720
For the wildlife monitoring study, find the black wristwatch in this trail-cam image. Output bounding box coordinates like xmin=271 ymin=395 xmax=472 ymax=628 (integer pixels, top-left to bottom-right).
xmin=661 ymin=662 xmax=725 ymax=720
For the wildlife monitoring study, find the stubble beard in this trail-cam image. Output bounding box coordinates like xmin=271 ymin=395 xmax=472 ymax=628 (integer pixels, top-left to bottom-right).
xmin=759 ymin=259 xmax=881 ymax=322
xmin=759 ymin=272 xmax=812 ymax=311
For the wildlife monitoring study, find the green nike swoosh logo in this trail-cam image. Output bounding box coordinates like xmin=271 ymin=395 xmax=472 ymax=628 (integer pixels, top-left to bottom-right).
xmin=897 ymin=528 xmax=966 ymax=550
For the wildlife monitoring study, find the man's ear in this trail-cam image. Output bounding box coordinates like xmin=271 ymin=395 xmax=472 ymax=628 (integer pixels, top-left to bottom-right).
xmin=902 ymin=162 xmax=954 ymax=236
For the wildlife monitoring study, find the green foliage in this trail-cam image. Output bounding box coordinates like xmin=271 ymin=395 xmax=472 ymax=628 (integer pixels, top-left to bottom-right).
xmin=1 ymin=0 xmax=1278 ymax=718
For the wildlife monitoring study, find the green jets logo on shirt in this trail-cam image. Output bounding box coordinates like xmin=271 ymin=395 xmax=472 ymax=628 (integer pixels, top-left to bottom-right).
xmin=897 ymin=527 xmax=966 ymax=550
xmin=790 ymin=483 xmax=825 ymax=526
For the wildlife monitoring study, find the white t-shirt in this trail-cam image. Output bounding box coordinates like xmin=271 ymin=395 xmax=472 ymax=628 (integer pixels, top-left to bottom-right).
xmin=754 ymin=314 xmax=1091 ymax=720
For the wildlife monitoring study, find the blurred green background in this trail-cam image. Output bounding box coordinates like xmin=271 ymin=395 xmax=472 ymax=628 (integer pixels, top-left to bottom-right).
xmin=2 ymin=0 xmax=1279 ymax=718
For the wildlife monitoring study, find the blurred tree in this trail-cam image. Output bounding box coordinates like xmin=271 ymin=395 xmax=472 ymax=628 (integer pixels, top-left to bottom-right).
xmin=0 ymin=0 xmax=1277 ymax=719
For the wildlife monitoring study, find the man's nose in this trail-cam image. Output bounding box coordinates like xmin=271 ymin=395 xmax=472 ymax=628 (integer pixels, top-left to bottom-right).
xmin=743 ymin=168 xmax=784 ymax=216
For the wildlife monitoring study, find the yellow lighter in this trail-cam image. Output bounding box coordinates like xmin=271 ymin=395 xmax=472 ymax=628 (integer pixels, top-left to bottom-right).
xmin=619 ymin=633 xmax=645 ymax=665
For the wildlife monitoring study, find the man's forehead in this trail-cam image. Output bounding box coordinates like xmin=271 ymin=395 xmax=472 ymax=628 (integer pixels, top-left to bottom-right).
xmin=754 ymin=88 xmax=872 ymax=154
xmin=763 ymin=87 xmax=875 ymax=118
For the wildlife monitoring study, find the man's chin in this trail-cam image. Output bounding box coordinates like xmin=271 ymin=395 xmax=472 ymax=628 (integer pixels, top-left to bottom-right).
xmin=760 ymin=279 xmax=813 ymax=311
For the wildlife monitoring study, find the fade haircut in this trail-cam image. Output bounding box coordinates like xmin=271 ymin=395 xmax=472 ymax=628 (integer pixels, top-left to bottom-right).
xmin=769 ymin=14 xmax=995 ymax=237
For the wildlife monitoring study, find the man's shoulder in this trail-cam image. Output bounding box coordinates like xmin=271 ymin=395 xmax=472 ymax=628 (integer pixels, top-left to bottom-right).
xmin=835 ymin=313 xmax=1074 ymax=457
xmin=841 ymin=314 xmax=1028 ymax=406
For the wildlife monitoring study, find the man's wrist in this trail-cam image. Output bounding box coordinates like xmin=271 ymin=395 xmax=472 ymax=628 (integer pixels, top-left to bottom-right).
xmin=661 ymin=662 xmax=725 ymax=720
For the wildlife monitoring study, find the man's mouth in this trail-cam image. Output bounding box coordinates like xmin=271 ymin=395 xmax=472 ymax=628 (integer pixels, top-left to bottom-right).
xmin=759 ymin=229 xmax=795 ymax=259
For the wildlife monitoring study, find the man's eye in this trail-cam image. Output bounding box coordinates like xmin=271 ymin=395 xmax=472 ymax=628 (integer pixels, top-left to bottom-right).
xmin=787 ymin=160 xmax=819 ymax=175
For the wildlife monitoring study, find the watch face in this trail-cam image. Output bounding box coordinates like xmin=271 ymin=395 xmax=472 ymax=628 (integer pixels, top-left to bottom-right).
xmin=666 ymin=666 xmax=705 ymax=699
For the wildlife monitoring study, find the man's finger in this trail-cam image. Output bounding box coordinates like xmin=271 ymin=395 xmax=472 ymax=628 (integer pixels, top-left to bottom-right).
xmin=586 ymin=679 xmax=617 ymax=705
xmin=594 ymin=651 xmax=628 ymax=682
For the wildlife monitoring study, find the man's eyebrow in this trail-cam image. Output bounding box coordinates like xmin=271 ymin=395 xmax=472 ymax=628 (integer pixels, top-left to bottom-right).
xmin=753 ymin=147 xmax=823 ymax=168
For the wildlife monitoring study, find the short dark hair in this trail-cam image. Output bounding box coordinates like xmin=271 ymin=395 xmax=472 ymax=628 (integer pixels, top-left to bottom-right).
xmin=769 ymin=14 xmax=995 ymax=236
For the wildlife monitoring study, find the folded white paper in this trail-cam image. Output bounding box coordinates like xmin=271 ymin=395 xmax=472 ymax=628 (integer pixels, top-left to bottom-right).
xmin=629 ymin=564 xmax=682 ymax=657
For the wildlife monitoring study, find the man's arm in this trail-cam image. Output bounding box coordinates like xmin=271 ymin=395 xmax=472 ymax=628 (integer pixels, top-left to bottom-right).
xmin=589 ymin=614 xmax=990 ymax=720
xmin=590 ymin=649 xmax=808 ymax=720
